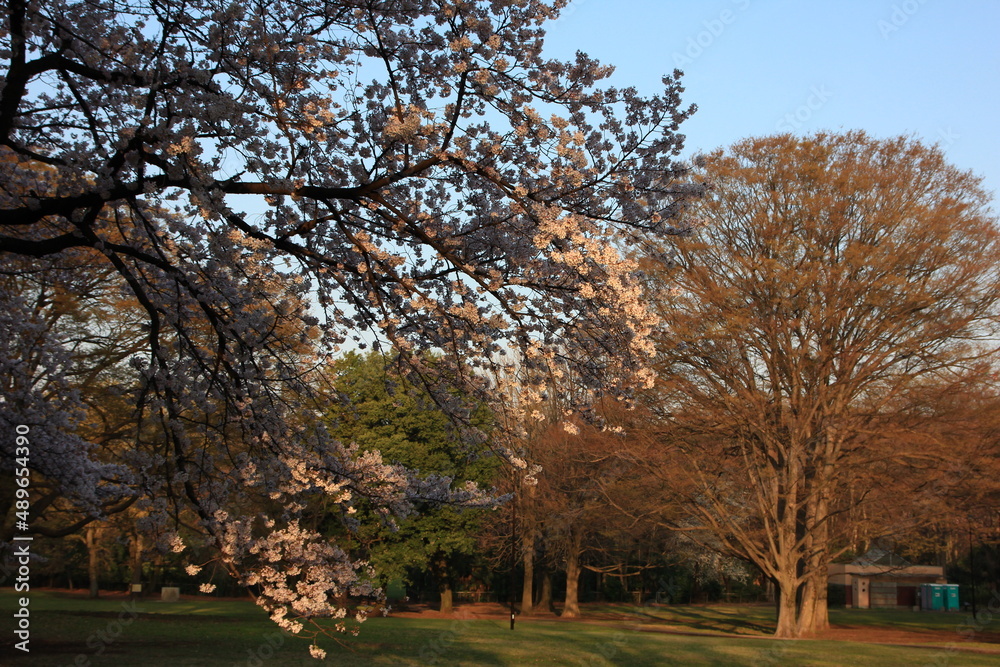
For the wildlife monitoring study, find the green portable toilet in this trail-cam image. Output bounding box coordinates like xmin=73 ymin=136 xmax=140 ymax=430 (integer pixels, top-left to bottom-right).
xmin=944 ymin=584 xmax=960 ymax=611
xmin=928 ymin=584 xmax=945 ymax=611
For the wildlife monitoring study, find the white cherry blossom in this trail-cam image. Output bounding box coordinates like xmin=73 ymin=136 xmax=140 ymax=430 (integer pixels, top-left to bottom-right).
xmin=1 ymin=0 xmax=700 ymax=653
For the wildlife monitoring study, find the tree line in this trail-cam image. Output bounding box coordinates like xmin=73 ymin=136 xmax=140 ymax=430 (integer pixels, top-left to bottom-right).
xmin=2 ymin=1 xmax=999 ymax=655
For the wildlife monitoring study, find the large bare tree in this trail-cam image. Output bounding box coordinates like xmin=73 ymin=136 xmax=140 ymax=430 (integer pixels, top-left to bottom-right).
xmin=647 ymin=131 xmax=1000 ymax=637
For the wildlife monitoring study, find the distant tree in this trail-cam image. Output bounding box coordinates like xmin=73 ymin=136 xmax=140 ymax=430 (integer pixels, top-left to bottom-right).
xmin=646 ymin=132 xmax=1000 ymax=637
xmin=0 ymin=0 xmax=698 ymax=650
xmin=512 ymin=396 xmax=662 ymax=618
xmin=323 ymin=350 xmax=497 ymax=613
xmin=0 ymin=243 xmax=141 ymax=548
xmin=872 ymin=375 xmax=1000 ymax=566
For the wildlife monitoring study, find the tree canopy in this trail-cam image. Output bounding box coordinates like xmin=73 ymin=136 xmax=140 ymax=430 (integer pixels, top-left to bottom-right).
xmin=646 ymin=131 xmax=1000 ymax=637
xmin=0 ymin=0 xmax=697 ymax=651
xmin=323 ymin=349 xmax=497 ymax=607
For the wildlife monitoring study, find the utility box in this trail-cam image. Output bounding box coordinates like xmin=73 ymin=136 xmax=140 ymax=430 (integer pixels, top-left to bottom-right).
xmin=853 ymin=578 xmax=870 ymax=609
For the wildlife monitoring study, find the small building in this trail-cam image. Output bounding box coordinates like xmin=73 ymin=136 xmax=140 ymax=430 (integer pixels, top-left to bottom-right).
xmin=828 ymin=548 xmax=946 ymax=609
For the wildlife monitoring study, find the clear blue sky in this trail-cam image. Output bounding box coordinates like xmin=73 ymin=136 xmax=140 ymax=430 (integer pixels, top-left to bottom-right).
xmin=543 ymin=0 xmax=1000 ymax=200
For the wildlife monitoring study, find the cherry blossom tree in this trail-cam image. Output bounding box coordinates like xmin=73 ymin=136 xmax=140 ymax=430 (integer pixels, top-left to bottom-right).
xmin=1 ymin=0 xmax=697 ymax=653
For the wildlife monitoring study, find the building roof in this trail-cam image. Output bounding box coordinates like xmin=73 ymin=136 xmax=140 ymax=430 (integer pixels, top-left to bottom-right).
xmin=851 ymin=547 xmax=912 ymax=568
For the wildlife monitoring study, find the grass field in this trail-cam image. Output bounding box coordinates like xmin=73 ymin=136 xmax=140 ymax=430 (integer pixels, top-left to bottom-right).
xmin=3 ymin=589 xmax=999 ymax=666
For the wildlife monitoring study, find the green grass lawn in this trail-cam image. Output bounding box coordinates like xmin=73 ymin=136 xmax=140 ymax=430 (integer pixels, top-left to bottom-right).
xmin=587 ymin=601 xmax=990 ymax=636
xmin=2 ymin=590 xmax=998 ymax=666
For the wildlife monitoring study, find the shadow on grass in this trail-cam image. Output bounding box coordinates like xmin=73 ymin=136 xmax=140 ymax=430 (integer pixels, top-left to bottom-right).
xmin=643 ymin=605 xmax=775 ymax=636
xmin=588 ymin=602 xmax=777 ymax=637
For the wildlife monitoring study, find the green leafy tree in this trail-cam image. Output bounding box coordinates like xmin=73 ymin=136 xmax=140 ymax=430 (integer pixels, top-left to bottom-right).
xmin=324 ymin=351 xmax=498 ymax=612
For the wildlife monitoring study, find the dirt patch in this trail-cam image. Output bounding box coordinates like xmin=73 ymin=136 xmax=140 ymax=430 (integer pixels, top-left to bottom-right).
xmin=814 ymin=625 xmax=1000 ymax=651
xmin=386 ymin=601 xmax=638 ymax=623
xmin=389 ymin=602 xmax=547 ymax=620
xmin=35 ymin=587 xmax=250 ymax=604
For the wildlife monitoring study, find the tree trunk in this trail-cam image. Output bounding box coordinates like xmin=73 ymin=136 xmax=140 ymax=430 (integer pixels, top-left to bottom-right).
xmin=796 ymin=577 xmax=816 ymax=636
xmin=798 ymin=556 xmax=830 ymax=637
xmin=797 ymin=455 xmax=833 ymax=635
xmin=804 ymin=572 xmax=830 ymax=633
xmin=562 ymin=532 xmax=582 ymax=618
xmin=796 ymin=554 xmax=831 ymax=635
xmin=130 ymin=532 xmax=143 ymax=599
xmin=86 ymin=524 xmax=100 ymax=599
xmin=439 ymin=580 xmax=454 ymax=614
xmin=150 ymin=561 xmax=161 ymax=595
xmin=521 ymin=526 xmax=535 ymax=615
xmin=537 ymin=570 xmax=554 ymax=613
xmin=774 ymin=573 xmax=799 ymax=638
xmin=772 ymin=446 xmax=805 ymax=637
